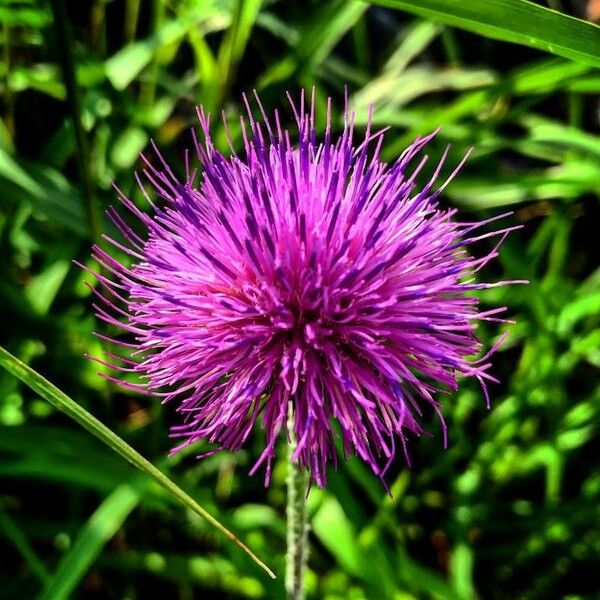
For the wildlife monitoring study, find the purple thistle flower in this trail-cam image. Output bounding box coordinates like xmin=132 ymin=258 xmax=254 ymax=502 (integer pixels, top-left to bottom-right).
xmin=85 ymin=90 xmax=522 ymax=488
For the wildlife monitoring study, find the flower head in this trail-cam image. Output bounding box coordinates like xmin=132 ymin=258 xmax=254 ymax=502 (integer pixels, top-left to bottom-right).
xmin=87 ymin=91 xmax=520 ymax=487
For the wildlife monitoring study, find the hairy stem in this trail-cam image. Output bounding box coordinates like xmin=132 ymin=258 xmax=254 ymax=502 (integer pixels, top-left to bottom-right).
xmin=286 ymin=402 xmax=309 ymax=600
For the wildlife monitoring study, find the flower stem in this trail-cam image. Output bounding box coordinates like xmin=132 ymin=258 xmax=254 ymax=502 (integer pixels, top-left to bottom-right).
xmin=286 ymin=403 xmax=309 ymax=600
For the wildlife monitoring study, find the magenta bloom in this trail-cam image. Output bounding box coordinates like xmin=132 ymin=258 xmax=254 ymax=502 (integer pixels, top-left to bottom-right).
xmin=87 ymin=91 xmax=519 ymax=487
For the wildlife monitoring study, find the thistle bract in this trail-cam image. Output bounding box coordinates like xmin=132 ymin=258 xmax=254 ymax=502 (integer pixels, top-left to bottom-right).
xmin=87 ymin=91 xmax=519 ymax=487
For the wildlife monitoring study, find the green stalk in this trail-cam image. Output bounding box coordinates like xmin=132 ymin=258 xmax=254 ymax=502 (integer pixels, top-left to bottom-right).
xmin=140 ymin=0 xmax=166 ymax=108
xmin=124 ymin=0 xmax=142 ymax=43
xmin=0 ymin=510 xmax=50 ymax=584
xmin=286 ymin=402 xmax=310 ymax=600
xmin=89 ymin=0 xmax=107 ymax=54
xmin=49 ymin=0 xmax=102 ymax=245
xmin=215 ymin=0 xmax=262 ymax=109
xmin=440 ymin=26 xmax=461 ymax=66
xmin=351 ymin=14 xmax=370 ymax=71
xmin=3 ymin=22 xmax=15 ymax=140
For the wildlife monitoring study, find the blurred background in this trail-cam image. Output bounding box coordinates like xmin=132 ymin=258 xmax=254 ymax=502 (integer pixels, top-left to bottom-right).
xmin=1 ymin=0 xmax=599 ymax=598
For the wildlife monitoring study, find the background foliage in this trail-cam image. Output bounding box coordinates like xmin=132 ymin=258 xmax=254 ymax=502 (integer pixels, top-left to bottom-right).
xmin=1 ymin=0 xmax=599 ymax=598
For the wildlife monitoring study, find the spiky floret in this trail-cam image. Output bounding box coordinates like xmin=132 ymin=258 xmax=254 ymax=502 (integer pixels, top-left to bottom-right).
xmin=84 ymin=91 xmax=521 ymax=487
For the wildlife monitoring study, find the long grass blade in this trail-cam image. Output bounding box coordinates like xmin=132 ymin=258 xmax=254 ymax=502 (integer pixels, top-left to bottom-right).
xmin=37 ymin=483 xmax=141 ymax=600
xmin=367 ymin=0 xmax=600 ymax=68
xmin=0 ymin=345 xmax=276 ymax=579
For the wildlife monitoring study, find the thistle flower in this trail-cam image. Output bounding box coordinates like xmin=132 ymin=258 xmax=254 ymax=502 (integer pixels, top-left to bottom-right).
xmin=86 ymin=91 xmax=520 ymax=487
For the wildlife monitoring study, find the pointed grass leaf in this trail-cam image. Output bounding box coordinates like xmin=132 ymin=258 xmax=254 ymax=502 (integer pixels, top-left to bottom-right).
xmin=0 ymin=510 xmax=50 ymax=585
xmin=0 ymin=346 xmax=275 ymax=579
xmin=367 ymin=0 xmax=600 ymax=68
xmin=37 ymin=483 xmax=142 ymax=600
xmin=311 ymin=496 xmax=363 ymax=577
xmin=258 ymin=0 xmax=367 ymax=87
xmin=217 ymin=0 xmax=263 ymax=88
xmin=520 ymin=114 xmax=600 ymax=159
xmin=105 ymin=21 xmax=187 ymax=89
xmin=0 ymin=146 xmax=88 ymax=236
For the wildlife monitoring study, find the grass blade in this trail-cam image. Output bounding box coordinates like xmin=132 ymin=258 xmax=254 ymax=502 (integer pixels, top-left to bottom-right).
xmin=37 ymin=483 xmax=141 ymax=600
xmin=367 ymin=0 xmax=600 ymax=68
xmin=259 ymin=0 xmax=367 ymax=87
xmin=48 ymin=0 xmax=101 ymax=244
xmin=0 ymin=345 xmax=276 ymax=579
xmin=217 ymin=0 xmax=263 ymax=103
xmin=0 ymin=510 xmax=50 ymax=584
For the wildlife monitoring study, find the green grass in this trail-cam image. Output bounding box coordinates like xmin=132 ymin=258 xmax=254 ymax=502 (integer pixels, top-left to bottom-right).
xmin=1 ymin=1 xmax=599 ymax=598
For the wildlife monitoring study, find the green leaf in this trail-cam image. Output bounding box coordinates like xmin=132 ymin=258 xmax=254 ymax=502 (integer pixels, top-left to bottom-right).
xmin=557 ymin=290 xmax=600 ymax=335
xmin=387 ymin=20 xmax=442 ymax=74
xmin=370 ymin=58 xmax=592 ymax=159
xmin=311 ymin=494 xmax=398 ymax=598
xmin=37 ymin=482 xmax=142 ymax=600
xmin=217 ymin=0 xmax=263 ymax=87
xmin=105 ymin=21 xmax=187 ymax=89
xmin=556 ymin=426 xmax=595 ymax=451
xmin=520 ymin=114 xmax=600 ymax=160
xmin=0 ymin=510 xmax=50 ymax=584
xmin=563 ymin=402 xmax=596 ymax=429
xmin=25 ymin=244 xmax=76 ymax=315
xmin=104 ymin=3 xmax=228 ymax=90
xmin=231 ymin=504 xmax=284 ymax=534
xmin=7 ymin=65 xmax=65 ymax=100
xmin=0 ymin=4 xmax=50 ymax=27
xmin=0 ymin=345 xmax=275 ymax=580
xmin=259 ymin=0 xmax=367 ymax=87
xmin=0 ymin=146 xmax=88 ymax=236
xmin=367 ymin=0 xmax=600 ymax=68
xmin=0 ymin=424 xmax=133 ymax=493
xmin=110 ymin=126 xmax=148 ymax=169
xmin=311 ymin=496 xmax=362 ymax=576
xmin=396 ymin=547 xmax=464 ymax=600
xmin=353 ymin=64 xmax=497 ymax=112
xmin=447 ymin=160 xmax=600 ymax=208
xmin=450 ymin=543 xmax=475 ymax=600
